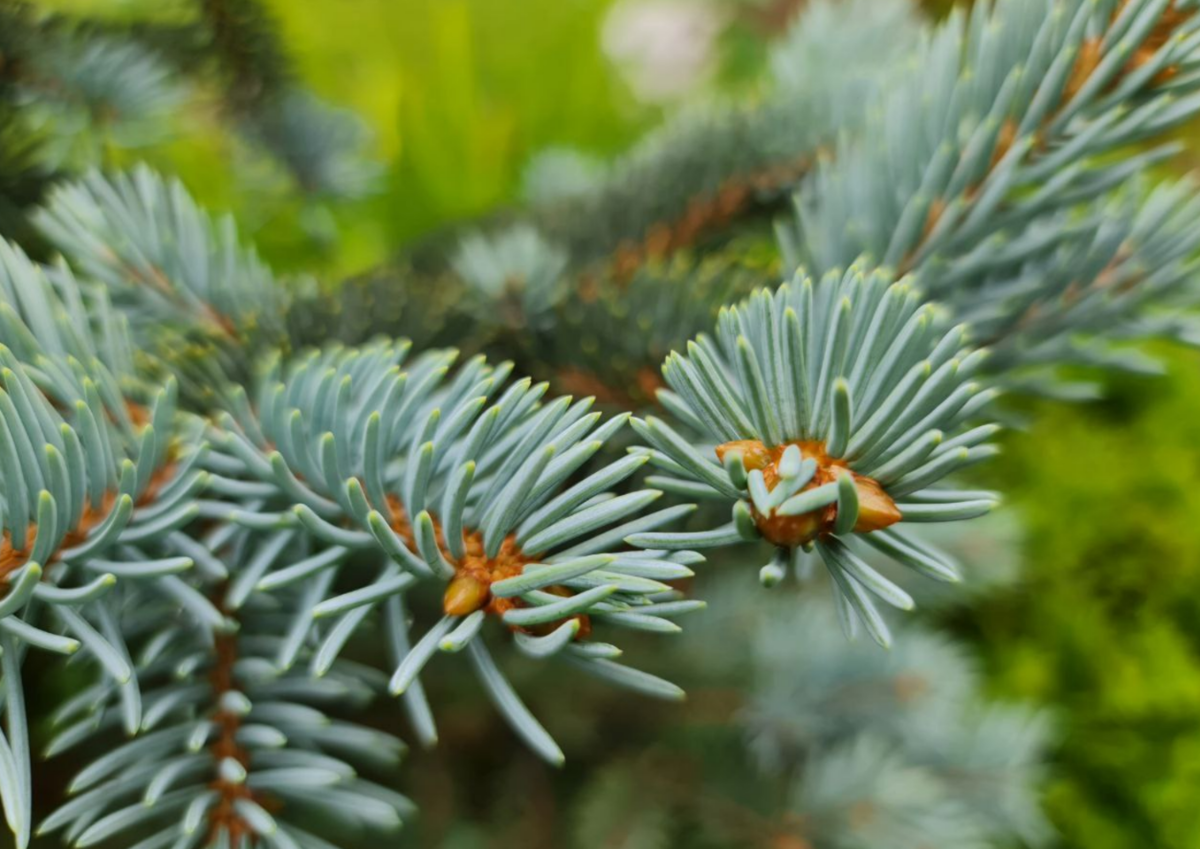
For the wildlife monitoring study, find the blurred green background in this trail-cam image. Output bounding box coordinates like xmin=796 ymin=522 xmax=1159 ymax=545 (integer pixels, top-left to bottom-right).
xmin=36 ymin=0 xmax=659 ymax=275
xmin=23 ymin=0 xmax=1200 ymax=846
xmin=969 ymin=346 xmax=1200 ymax=849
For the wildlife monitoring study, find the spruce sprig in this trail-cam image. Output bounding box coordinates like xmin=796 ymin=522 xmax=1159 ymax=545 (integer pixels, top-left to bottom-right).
xmin=40 ymin=540 xmax=413 ymax=849
xmin=781 ymin=0 xmax=1200 ymax=387
xmin=0 ymin=240 xmax=209 ymax=846
xmin=628 ymin=265 xmax=999 ymax=647
xmin=205 ymin=340 xmax=701 ymax=764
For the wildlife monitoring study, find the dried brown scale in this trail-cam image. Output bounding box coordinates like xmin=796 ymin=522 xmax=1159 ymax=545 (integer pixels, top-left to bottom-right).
xmin=1063 ymin=37 xmax=1105 ymax=103
xmin=1065 ymin=2 xmax=1190 ymax=102
xmin=912 ymin=197 xmax=948 ymax=265
xmin=0 ymin=458 xmax=177 ymax=585
xmin=0 ymin=493 xmax=114 ymax=583
xmin=715 ymin=439 xmax=901 ymax=548
xmin=988 ymin=119 xmax=1020 ymax=174
xmin=382 ymin=494 xmax=592 ymax=638
xmin=441 ymin=532 xmax=533 ymax=620
xmin=125 ymin=401 xmax=151 ymax=427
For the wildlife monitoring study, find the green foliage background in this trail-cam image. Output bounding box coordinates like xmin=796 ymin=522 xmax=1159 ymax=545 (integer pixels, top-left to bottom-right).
xmin=965 ymin=344 xmax=1200 ymax=849
xmin=37 ymin=0 xmax=655 ymax=275
xmin=24 ymin=1 xmax=1200 ymax=846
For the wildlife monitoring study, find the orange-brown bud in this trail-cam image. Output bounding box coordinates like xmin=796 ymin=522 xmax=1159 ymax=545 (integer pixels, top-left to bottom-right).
xmin=754 ymin=504 xmax=836 ymax=548
xmin=718 ymin=439 xmax=902 ymax=546
xmin=443 ymin=574 xmax=490 ymax=616
xmin=715 ymin=439 xmax=774 ymax=473
xmin=850 ymin=475 xmax=902 ymax=533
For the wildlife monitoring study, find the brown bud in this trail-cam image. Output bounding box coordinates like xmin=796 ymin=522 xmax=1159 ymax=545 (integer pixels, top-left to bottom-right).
xmin=754 ymin=507 xmax=832 ymax=548
xmin=715 ymin=439 xmax=774 ymax=472
xmin=443 ymin=574 xmax=490 ymax=616
xmin=851 ymin=477 xmax=902 ymax=533
xmin=717 ymin=439 xmax=902 ymax=544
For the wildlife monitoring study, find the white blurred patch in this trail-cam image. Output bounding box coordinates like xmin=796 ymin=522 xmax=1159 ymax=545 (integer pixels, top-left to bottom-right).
xmin=602 ymin=0 xmax=727 ymax=104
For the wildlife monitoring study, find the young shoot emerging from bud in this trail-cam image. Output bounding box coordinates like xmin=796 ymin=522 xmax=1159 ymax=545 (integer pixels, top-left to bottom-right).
xmin=627 ymin=264 xmax=1001 ymax=647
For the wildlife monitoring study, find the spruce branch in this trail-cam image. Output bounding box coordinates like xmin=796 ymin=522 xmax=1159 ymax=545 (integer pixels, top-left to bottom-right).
xmin=291 ymin=0 xmax=927 ymax=351
xmin=536 ymin=254 xmax=768 ymax=407
xmin=0 ymin=240 xmax=208 ymax=847
xmin=35 ymin=166 xmax=288 ymax=345
xmin=955 ymin=178 xmax=1200 ymax=378
xmin=781 ymin=0 xmax=1200 ymax=384
xmin=628 ymin=265 xmax=999 ymax=647
xmin=784 ymin=175 xmax=1200 ymax=391
xmin=32 ymin=166 xmax=295 ymax=407
xmin=746 ymin=610 xmax=979 ymax=772
xmin=204 ymin=341 xmax=701 ymax=763
xmin=792 ymin=735 xmax=991 ymax=849
xmin=556 ymin=588 xmax=1053 ymax=849
xmin=0 ymin=0 xmax=1127 ymax=841
xmin=790 ymin=0 xmax=1200 ymax=274
xmin=0 ymin=0 xmax=375 ymax=200
xmin=240 ymin=89 xmax=381 ymax=200
xmin=529 ymin=0 xmax=925 ymax=274
xmin=0 ymin=4 xmax=186 ymax=171
xmin=286 ymin=262 xmax=466 ymax=355
xmin=12 ymin=30 xmax=185 ymax=166
xmin=40 ymin=535 xmax=412 ymax=848
xmin=745 ymin=597 xmax=1053 ymax=849
xmin=900 ymin=704 xmax=1055 ymax=846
